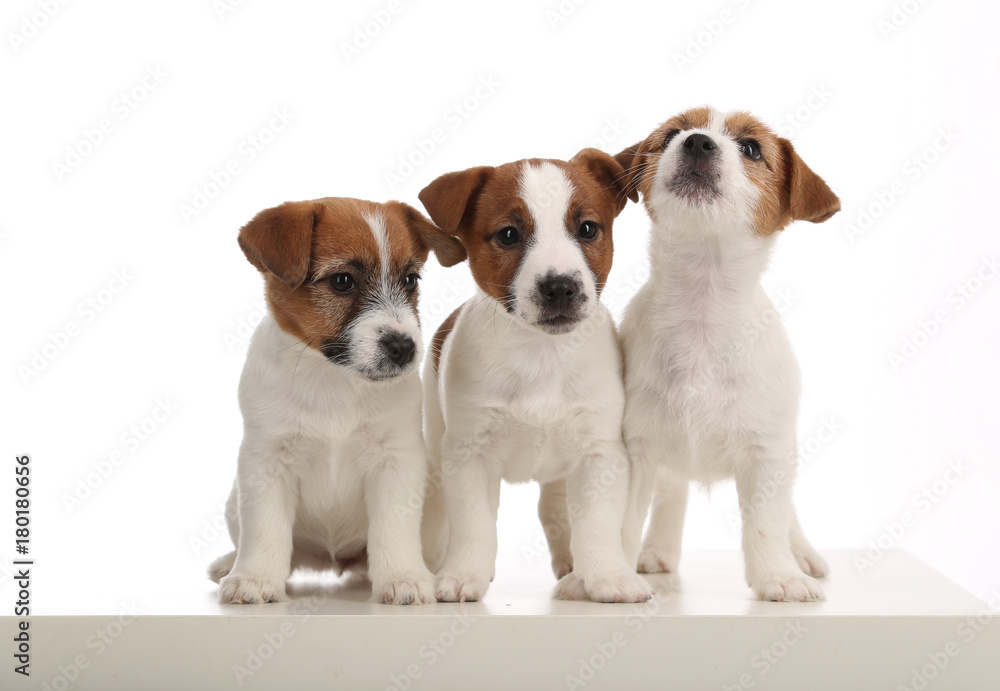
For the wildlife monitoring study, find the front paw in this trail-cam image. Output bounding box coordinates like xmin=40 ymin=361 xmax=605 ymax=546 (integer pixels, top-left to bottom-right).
xmin=435 ymin=573 xmax=490 ymax=602
xmin=373 ymin=572 xmax=436 ymax=605
xmin=752 ymin=573 xmax=825 ymax=602
xmin=218 ymin=573 xmax=287 ymax=604
xmin=556 ymin=571 xmax=653 ymax=603
xmin=637 ymin=547 xmax=679 ymax=574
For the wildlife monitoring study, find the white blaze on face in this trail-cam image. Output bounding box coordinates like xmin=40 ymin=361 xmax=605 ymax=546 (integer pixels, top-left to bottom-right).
xmin=651 ymin=108 xmax=761 ymax=228
xmin=513 ymin=162 xmax=598 ymax=325
xmin=344 ymin=210 xmax=421 ymax=376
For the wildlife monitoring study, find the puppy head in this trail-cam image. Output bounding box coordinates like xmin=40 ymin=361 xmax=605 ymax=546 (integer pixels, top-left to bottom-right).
xmin=615 ymin=107 xmax=840 ymax=236
xmin=238 ymin=197 xmax=465 ymax=381
xmin=418 ymin=149 xmax=636 ymax=334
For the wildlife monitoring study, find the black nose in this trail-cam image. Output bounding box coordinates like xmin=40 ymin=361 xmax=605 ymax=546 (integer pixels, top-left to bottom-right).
xmin=537 ymin=275 xmax=579 ymax=310
xmin=379 ymin=332 xmax=416 ymax=367
xmin=683 ymin=133 xmax=717 ymax=160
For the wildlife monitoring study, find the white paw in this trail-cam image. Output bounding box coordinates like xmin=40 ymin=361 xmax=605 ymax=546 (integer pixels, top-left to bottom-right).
xmin=637 ymin=548 xmax=679 ymax=574
xmin=793 ymin=548 xmax=830 ymax=579
xmin=208 ymin=551 xmax=236 ymax=583
xmin=752 ymin=573 xmax=825 ymax=602
xmin=554 ymin=572 xmax=587 ymax=600
xmin=557 ymin=571 xmax=653 ymax=603
xmin=435 ymin=573 xmax=490 ymax=602
xmin=218 ymin=573 xmax=287 ymax=604
xmin=373 ymin=572 xmax=436 ymax=605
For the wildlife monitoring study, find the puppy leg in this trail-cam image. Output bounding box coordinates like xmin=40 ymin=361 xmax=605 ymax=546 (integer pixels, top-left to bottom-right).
xmin=435 ymin=462 xmax=501 ymax=602
xmin=557 ymin=441 xmax=653 ymax=603
xmin=538 ymin=480 xmax=573 ymax=579
xmin=620 ymin=443 xmax=654 ymax=570
xmin=207 ymin=481 xmax=240 ymax=583
xmin=218 ymin=444 xmax=297 ymax=604
xmin=420 ymin=482 xmax=448 ymax=574
xmin=736 ymin=454 xmax=824 ymax=602
xmin=638 ymin=467 xmax=689 ymax=575
xmin=789 ymin=507 xmax=829 ymax=578
xmin=365 ymin=447 xmax=436 ymax=606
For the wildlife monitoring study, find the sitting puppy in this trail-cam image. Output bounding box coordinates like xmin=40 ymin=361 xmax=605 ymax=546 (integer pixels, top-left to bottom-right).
xmin=616 ymin=108 xmax=840 ymax=602
xmin=418 ymin=149 xmax=653 ymax=603
xmin=208 ymin=197 xmax=465 ymax=605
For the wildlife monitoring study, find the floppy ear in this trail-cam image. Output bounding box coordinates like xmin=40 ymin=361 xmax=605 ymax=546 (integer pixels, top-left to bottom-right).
xmin=571 ymin=147 xmax=639 ymax=213
xmin=237 ymin=201 xmax=319 ymax=289
xmin=613 ymin=142 xmax=648 ymax=202
xmin=418 ymin=166 xmax=493 ymax=238
xmin=779 ymin=138 xmax=841 ymax=223
xmin=392 ymin=201 xmax=468 ymax=267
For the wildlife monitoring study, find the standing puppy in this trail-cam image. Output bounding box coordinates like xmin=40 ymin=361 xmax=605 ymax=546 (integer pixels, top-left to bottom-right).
xmin=209 ymin=197 xmax=465 ymax=605
xmin=419 ymin=150 xmax=652 ymax=603
xmin=617 ymin=108 xmax=840 ymax=602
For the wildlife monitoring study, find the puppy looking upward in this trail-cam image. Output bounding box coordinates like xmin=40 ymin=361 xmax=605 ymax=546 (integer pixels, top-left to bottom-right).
xmin=418 ymin=149 xmax=653 ymax=603
xmin=616 ymin=108 xmax=840 ymax=602
xmin=209 ymin=197 xmax=464 ymax=605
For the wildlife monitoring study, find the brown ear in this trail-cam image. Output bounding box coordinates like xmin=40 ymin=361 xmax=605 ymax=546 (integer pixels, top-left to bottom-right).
xmin=571 ymin=147 xmax=639 ymax=213
xmin=779 ymin=138 xmax=841 ymax=223
xmin=613 ymin=142 xmax=647 ymax=202
xmin=418 ymin=166 xmax=493 ymax=237
xmin=391 ymin=201 xmax=468 ymax=267
xmin=237 ymin=201 xmax=319 ymax=289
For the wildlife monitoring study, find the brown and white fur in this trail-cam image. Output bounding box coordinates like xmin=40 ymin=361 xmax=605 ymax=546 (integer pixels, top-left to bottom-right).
xmin=418 ymin=149 xmax=654 ymax=603
xmin=616 ymin=108 xmax=840 ymax=602
xmin=208 ymin=197 xmax=465 ymax=605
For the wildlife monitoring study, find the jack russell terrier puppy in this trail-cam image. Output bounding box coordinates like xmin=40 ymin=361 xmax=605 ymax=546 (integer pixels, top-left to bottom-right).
xmin=418 ymin=149 xmax=654 ymax=603
xmin=615 ymin=107 xmax=840 ymax=602
xmin=209 ymin=197 xmax=465 ymax=605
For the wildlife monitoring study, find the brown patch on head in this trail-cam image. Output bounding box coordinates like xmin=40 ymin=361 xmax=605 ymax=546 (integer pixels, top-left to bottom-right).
xmin=238 ymin=198 xmax=434 ymax=375
xmin=563 ymin=148 xmax=636 ymax=290
xmin=722 ymin=111 xmax=840 ymax=234
xmin=430 ymin=305 xmax=462 ymax=374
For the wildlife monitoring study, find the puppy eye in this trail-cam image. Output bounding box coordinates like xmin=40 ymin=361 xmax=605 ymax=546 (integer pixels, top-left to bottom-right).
xmin=578 ymin=221 xmax=599 ymax=241
xmin=329 ymin=273 xmax=356 ymax=292
xmin=661 ymin=129 xmax=681 ymax=150
xmin=403 ymin=273 xmax=420 ymax=292
xmin=739 ymin=138 xmax=762 ymax=161
xmin=497 ymin=226 xmax=521 ymax=247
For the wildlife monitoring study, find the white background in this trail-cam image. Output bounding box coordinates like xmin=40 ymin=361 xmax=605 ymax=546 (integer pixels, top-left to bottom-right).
xmin=1 ymin=0 xmax=998 ymax=610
